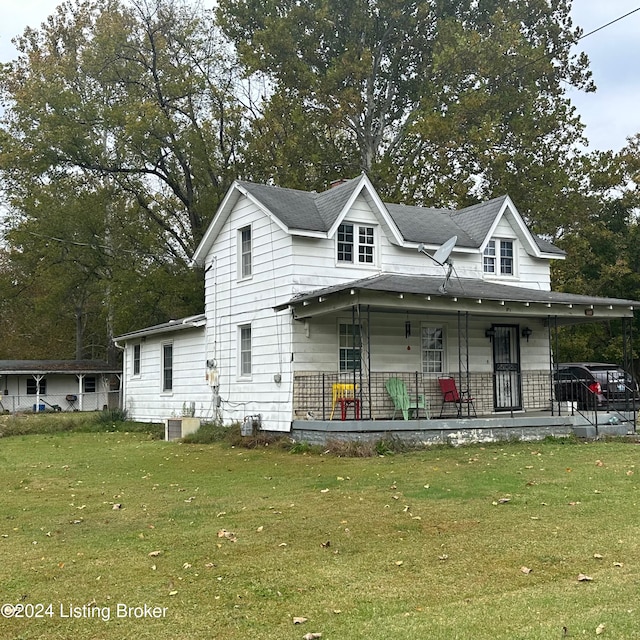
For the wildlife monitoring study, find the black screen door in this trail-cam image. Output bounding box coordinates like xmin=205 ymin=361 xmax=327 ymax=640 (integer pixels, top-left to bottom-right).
xmin=491 ymin=325 xmax=522 ymax=411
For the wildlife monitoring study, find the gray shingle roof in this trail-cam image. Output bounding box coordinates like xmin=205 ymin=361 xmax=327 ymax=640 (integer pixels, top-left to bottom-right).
xmin=282 ymin=274 xmax=639 ymax=309
xmin=236 ymin=179 xmax=563 ymax=255
xmin=0 ymin=360 xmax=120 ymax=374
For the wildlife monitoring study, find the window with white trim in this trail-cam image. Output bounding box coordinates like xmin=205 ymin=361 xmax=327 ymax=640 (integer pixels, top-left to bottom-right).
xmin=239 ymin=226 xmax=252 ymax=279
xmin=339 ymin=323 xmax=361 ymax=372
xmin=337 ymin=223 xmax=375 ymax=264
xmin=239 ymin=324 xmax=252 ymax=377
xmin=484 ymin=239 xmax=514 ymax=275
xmin=162 ymin=343 xmax=173 ymax=392
xmin=421 ymin=326 xmax=445 ymax=373
xmin=83 ymin=376 xmax=97 ymax=393
xmin=133 ymin=344 xmax=141 ymax=376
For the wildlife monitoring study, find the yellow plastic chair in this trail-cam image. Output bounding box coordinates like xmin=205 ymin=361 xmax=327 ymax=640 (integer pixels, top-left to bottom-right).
xmin=330 ymin=383 xmax=360 ymax=420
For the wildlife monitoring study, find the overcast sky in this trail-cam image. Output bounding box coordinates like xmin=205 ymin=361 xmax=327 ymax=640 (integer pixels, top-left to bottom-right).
xmin=1 ymin=1 xmax=639 ymax=153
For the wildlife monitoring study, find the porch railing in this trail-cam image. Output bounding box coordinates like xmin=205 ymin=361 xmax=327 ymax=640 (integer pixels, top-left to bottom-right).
xmin=293 ymin=370 xmax=554 ymax=421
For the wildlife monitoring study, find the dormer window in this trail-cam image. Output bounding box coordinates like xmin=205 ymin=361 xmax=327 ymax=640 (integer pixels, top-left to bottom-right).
xmin=484 ymin=239 xmax=514 ymax=275
xmin=337 ymin=223 xmax=375 ymax=264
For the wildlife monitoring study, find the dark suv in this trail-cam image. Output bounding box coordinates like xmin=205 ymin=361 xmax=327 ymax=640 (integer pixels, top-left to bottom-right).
xmin=554 ymin=363 xmax=639 ymax=410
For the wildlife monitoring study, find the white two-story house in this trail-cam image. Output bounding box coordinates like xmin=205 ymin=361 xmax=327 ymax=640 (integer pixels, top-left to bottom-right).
xmin=114 ymin=174 xmax=637 ymax=439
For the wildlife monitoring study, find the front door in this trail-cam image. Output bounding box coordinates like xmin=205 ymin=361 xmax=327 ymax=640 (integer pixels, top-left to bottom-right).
xmin=491 ymin=325 xmax=522 ymax=411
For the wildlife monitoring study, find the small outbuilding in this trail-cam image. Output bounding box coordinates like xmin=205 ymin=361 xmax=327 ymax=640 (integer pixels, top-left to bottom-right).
xmin=0 ymin=360 xmax=121 ymax=413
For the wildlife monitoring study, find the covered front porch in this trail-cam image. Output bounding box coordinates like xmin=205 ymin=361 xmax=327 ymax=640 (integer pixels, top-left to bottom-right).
xmin=279 ymin=273 xmax=638 ymax=443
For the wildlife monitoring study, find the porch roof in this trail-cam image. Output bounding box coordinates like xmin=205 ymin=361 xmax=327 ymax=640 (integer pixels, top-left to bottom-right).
xmin=0 ymin=360 xmax=120 ymax=376
xmin=277 ymin=273 xmax=638 ymax=320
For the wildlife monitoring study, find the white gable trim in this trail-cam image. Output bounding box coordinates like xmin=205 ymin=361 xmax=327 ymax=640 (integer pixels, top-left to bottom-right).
xmin=326 ymin=174 xmax=405 ymax=246
xmin=479 ymin=196 xmax=543 ymax=258
xmin=192 ymin=181 xmax=294 ymax=267
xmin=192 ymin=181 xmax=241 ymax=267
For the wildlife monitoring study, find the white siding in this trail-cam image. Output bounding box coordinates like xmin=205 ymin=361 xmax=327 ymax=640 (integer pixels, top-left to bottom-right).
xmin=122 ymin=329 xmax=212 ymax=422
xmin=293 ymin=312 xmax=549 ymax=375
xmin=202 ymin=197 xmax=296 ymax=431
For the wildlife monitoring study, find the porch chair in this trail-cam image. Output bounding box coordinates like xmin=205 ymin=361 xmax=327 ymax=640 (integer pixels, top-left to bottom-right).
xmin=385 ymin=377 xmax=428 ymax=420
xmin=330 ymin=383 xmax=360 ymax=420
xmin=438 ymin=377 xmax=477 ymax=418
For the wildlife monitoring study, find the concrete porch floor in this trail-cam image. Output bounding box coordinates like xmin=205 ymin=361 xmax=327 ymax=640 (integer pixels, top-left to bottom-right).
xmin=290 ymin=410 xmax=637 ymax=446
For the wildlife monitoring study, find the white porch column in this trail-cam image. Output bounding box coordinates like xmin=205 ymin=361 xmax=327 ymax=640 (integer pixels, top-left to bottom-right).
xmin=77 ymin=374 xmax=85 ymax=411
xmin=34 ymin=374 xmax=44 ymax=412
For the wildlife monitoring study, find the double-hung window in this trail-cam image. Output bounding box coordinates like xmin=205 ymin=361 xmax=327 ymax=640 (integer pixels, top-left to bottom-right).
xmin=339 ymin=323 xmax=361 ymax=372
xmin=239 ymin=226 xmax=252 ymax=279
xmin=337 ymin=223 xmax=375 ymax=265
xmin=162 ymin=343 xmax=173 ymax=392
xmin=133 ymin=344 xmax=141 ymax=376
xmin=421 ymin=326 xmax=445 ymax=374
xmin=484 ymin=239 xmax=514 ymax=276
xmin=239 ymin=325 xmax=252 ymax=377
xmin=83 ymin=376 xmax=96 ymax=393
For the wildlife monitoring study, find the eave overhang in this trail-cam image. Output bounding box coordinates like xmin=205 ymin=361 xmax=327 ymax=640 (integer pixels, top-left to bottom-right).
xmin=113 ymin=314 xmax=206 ymax=343
xmin=275 ymin=274 xmax=637 ymax=323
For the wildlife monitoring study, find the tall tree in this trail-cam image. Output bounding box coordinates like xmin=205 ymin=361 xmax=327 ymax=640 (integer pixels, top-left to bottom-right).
xmin=551 ymin=146 xmax=640 ymax=367
xmin=218 ymin=0 xmax=592 ymax=229
xmin=1 ymin=0 xmax=243 ymax=264
xmin=0 ymin=0 xmax=241 ymax=358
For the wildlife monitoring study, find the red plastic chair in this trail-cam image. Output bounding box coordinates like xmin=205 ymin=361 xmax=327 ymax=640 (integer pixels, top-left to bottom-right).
xmin=438 ymin=377 xmax=476 ymax=418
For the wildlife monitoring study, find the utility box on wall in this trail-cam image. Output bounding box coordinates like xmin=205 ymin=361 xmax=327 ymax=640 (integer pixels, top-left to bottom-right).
xmin=165 ymin=417 xmax=201 ymax=441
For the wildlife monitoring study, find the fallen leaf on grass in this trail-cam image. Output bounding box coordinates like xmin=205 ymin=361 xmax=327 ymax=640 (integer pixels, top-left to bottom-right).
xmin=112 ymin=504 xmax=122 ymax=510
xmin=395 ymin=560 xmax=404 ymax=566
xmin=148 ymin=550 xmax=162 ymax=557
xmin=520 ymin=566 xmax=532 ymax=574
xmin=577 ymin=573 xmax=593 ymax=582
xmin=293 ymin=617 xmax=308 ymax=624
xmin=320 ymin=541 xmax=330 ymax=548
xmin=613 ymin=562 xmax=624 ymax=567
xmin=593 ymin=554 xmax=603 ymax=560
xmin=303 ymin=634 xmax=322 ymax=640
xmin=168 ymin=590 xmax=178 ymax=596
xmin=596 ymin=623 xmax=606 ymax=635
xmin=217 ymin=529 xmax=237 ymax=542
xmin=595 ymin=460 xmax=604 ymax=467
xmin=320 ymin=489 xmax=329 ymax=493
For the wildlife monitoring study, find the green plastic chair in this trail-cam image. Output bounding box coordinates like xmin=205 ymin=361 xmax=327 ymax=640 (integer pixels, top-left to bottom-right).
xmin=385 ymin=377 xmax=428 ymax=420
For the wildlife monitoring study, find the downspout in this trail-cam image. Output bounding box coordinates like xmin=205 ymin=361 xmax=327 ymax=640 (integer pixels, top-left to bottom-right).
xmin=113 ymin=339 xmax=126 ymax=414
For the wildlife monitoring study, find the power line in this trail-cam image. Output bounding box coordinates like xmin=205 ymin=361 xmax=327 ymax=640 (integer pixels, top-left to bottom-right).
xmin=579 ymin=7 xmax=640 ymax=41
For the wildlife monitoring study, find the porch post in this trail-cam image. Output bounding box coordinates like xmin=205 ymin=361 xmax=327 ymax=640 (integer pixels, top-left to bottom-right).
xmin=550 ymin=316 xmax=561 ymax=416
xmin=351 ymin=305 xmax=357 ymax=413
xmin=457 ymin=311 xmax=471 ymax=417
xmin=77 ymin=374 xmax=85 ymax=411
xmin=366 ymin=305 xmax=372 ymax=420
xmin=622 ymin=317 xmax=636 ymax=431
xmin=34 ymin=374 xmax=43 ymax=412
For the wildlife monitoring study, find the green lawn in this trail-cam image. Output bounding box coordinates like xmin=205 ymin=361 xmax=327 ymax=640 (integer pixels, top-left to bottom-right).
xmin=1 ymin=431 xmax=639 ymax=639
